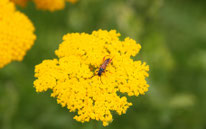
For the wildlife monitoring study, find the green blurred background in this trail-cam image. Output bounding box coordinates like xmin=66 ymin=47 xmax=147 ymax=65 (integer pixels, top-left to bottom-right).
xmin=1 ymin=0 xmax=206 ymax=129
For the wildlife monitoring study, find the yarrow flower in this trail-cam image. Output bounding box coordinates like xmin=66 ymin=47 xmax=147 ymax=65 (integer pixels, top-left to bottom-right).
xmin=11 ymin=0 xmax=78 ymax=11
xmin=34 ymin=30 xmax=149 ymax=126
xmin=10 ymin=0 xmax=29 ymax=7
xmin=0 ymin=0 xmax=36 ymax=68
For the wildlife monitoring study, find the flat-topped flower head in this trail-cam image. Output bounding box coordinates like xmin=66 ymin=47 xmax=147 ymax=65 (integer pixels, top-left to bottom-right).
xmin=34 ymin=30 xmax=149 ymax=126
xmin=11 ymin=0 xmax=78 ymax=11
xmin=0 ymin=0 xmax=36 ymax=68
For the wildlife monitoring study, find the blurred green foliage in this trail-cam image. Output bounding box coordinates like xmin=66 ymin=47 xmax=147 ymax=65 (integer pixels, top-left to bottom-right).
xmin=1 ymin=0 xmax=206 ymax=129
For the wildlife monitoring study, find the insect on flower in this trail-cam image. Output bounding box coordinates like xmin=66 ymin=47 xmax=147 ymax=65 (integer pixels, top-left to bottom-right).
xmin=34 ymin=30 xmax=150 ymax=126
xmin=97 ymin=56 xmax=113 ymax=76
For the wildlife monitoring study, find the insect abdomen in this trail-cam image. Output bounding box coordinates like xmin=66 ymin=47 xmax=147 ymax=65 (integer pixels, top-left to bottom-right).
xmin=98 ymin=68 xmax=104 ymax=76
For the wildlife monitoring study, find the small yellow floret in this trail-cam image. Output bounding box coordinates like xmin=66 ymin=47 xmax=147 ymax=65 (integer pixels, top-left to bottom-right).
xmin=0 ymin=0 xmax=36 ymax=68
xmin=34 ymin=30 xmax=149 ymax=126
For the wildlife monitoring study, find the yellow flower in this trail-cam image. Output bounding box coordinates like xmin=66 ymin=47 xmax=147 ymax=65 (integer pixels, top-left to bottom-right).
xmin=0 ymin=0 xmax=36 ymax=68
xmin=11 ymin=0 xmax=78 ymax=11
xmin=33 ymin=0 xmax=65 ymax=11
xmin=10 ymin=0 xmax=29 ymax=7
xmin=34 ymin=30 xmax=149 ymax=126
xmin=0 ymin=0 xmax=15 ymax=17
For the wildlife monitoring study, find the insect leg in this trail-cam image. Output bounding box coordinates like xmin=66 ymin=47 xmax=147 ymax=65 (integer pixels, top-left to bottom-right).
xmin=108 ymin=56 xmax=115 ymax=64
xmin=102 ymin=55 xmax=111 ymax=61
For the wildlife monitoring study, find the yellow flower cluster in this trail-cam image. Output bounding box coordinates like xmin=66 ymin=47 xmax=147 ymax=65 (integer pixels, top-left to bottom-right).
xmin=33 ymin=0 xmax=65 ymax=11
xmin=0 ymin=0 xmax=36 ymax=68
xmin=11 ymin=0 xmax=78 ymax=11
xmin=34 ymin=30 xmax=149 ymax=126
xmin=11 ymin=0 xmax=29 ymax=7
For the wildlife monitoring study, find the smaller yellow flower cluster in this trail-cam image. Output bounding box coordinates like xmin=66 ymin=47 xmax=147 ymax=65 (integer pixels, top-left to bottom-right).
xmin=11 ymin=0 xmax=28 ymax=7
xmin=11 ymin=0 xmax=78 ymax=11
xmin=34 ymin=30 xmax=149 ymax=126
xmin=0 ymin=0 xmax=36 ymax=68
